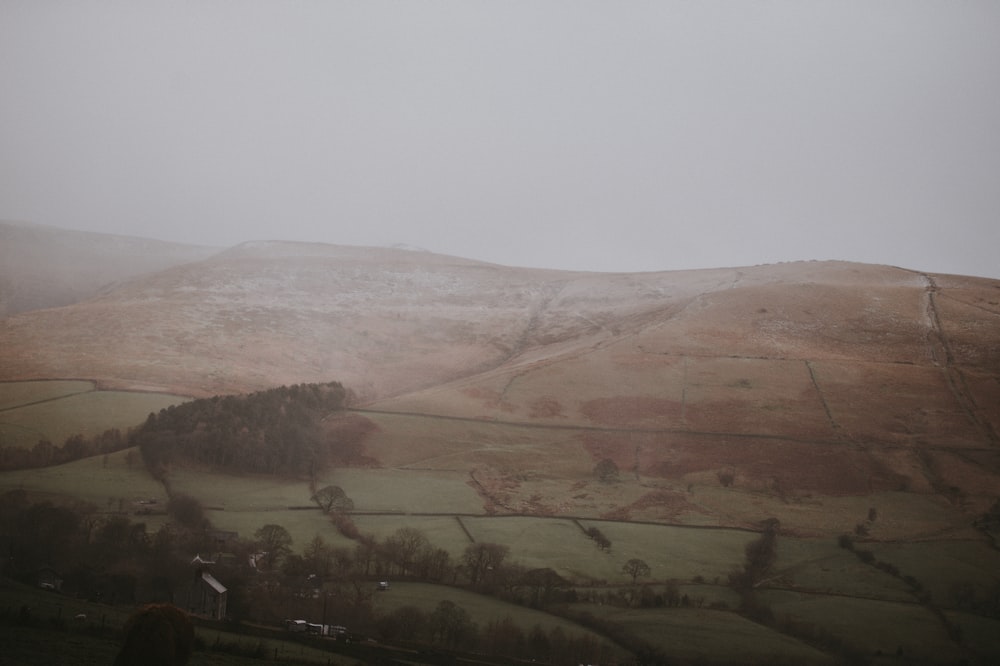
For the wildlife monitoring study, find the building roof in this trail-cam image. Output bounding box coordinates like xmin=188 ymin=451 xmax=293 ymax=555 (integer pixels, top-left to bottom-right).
xmin=201 ymin=572 xmax=227 ymax=594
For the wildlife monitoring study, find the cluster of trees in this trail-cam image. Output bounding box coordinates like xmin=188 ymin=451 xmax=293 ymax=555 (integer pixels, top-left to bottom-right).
xmin=377 ymin=602 xmax=615 ymax=664
xmin=728 ymin=518 xmax=780 ymax=594
xmin=583 ymin=526 xmax=611 ymax=551
xmin=311 ymin=485 xmax=354 ymax=513
xmin=0 ymin=489 xmax=213 ymax=605
xmin=247 ymin=525 xmax=615 ymax=663
xmin=0 ymin=429 xmax=127 ymax=471
xmin=0 ymin=382 xmax=358 ymax=477
xmin=265 ymin=519 xmax=577 ymax=610
xmin=0 ymin=487 xmax=614 ymax=663
xmin=836 ymin=530 xmax=974 ymax=643
xmin=134 ymin=382 xmax=352 ymax=478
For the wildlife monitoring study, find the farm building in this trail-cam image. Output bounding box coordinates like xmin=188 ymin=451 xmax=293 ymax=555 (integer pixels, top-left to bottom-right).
xmin=181 ymin=555 xmax=228 ymax=620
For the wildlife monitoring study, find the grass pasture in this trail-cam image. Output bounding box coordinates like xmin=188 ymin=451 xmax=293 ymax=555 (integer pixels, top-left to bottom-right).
xmin=573 ymin=602 xmax=835 ymax=665
xmin=575 ymin=520 xmax=754 ymax=583
xmin=168 ymin=469 xmax=314 ymax=512
xmin=463 ymin=515 xmax=618 ymax=580
xmin=0 ymin=446 xmax=167 ymax=512
xmin=770 ymin=536 xmax=914 ymax=600
xmin=0 ymin=380 xmax=96 ymax=410
xmin=758 ymin=590 xmax=977 ymax=664
xmin=867 ymin=539 xmax=1000 ymax=604
xmin=3 ymin=386 xmax=999 ymax=665
xmin=319 ymin=467 xmax=484 ymax=514
xmin=0 ymin=380 xmax=187 ymax=449
xmin=352 ymin=514 xmax=473 ymax=552
xmin=946 ymin=610 xmax=1000 ymax=661
xmin=371 ymin=581 xmax=627 ymax=657
xmin=686 ymin=485 xmax=975 ymax=541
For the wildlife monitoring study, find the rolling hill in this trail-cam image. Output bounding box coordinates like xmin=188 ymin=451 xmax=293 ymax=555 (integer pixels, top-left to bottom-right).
xmin=1 ymin=230 xmax=999 ymax=535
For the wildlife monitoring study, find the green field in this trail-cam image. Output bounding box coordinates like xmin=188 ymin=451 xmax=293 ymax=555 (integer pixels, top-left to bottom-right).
xmin=576 ymin=520 xmax=753 ymax=582
xmin=0 ymin=380 xmax=188 ymax=448
xmin=0 ymin=380 xmax=96 ymax=410
xmin=0 ymin=446 xmax=167 ymax=511
xmin=352 ymin=514 xmax=474 ymax=552
xmin=867 ymin=539 xmax=1000 ymax=603
xmin=371 ymin=581 xmax=626 ymax=656
xmin=3 ymin=382 xmax=1000 ymax=665
xmin=320 ymin=467 xmax=484 ymax=514
xmin=759 ymin=591 xmax=963 ymax=663
xmin=573 ymin=602 xmax=836 ymax=665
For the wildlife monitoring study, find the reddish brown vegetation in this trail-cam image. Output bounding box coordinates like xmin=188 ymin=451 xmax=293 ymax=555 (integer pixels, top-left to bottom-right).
xmin=322 ymin=412 xmax=381 ymax=466
xmin=114 ymin=603 xmax=194 ymax=666
xmin=528 ymin=395 xmax=565 ymax=418
xmin=468 ymin=468 xmax=526 ymax=514
xmin=601 ymin=489 xmax=701 ymax=522
xmin=580 ymin=430 xmax=910 ymax=496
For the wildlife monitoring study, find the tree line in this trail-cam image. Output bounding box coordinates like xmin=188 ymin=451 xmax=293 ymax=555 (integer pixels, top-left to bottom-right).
xmin=0 ymin=490 xmax=617 ymax=664
xmin=0 ymin=428 xmax=126 ymax=471
xmin=0 ymin=382 xmax=356 ymax=476
xmin=134 ymin=382 xmax=352 ymax=478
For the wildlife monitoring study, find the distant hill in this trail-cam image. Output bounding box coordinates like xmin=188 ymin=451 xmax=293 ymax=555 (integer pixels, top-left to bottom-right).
xmin=0 ymin=221 xmax=219 ymax=317
xmin=2 ymin=227 xmax=999 ymax=531
xmin=0 ymin=238 xmax=581 ymax=398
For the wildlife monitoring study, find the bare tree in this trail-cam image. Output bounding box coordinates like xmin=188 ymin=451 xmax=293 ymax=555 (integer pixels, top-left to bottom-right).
xmin=382 ymin=527 xmax=429 ymax=577
xmin=462 ymin=542 xmax=509 ymax=587
xmin=622 ymin=558 xmax=651 ymax=584
xmin=312 ymin=485 xmax=354 ymax=514
xmin=429 ymin=600 xmax=475 ymax=648
xmin=303 ymin=534 xmax=334 ymax=580
xmin=254 ymin=524 xmax=293 ymax=570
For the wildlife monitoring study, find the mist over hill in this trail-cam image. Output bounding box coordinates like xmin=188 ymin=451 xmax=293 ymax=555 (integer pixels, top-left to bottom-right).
xmin=0 ymin=221 xmax=219 ymax=317
xmin=1 ymin=225 xmax=999 ymax=529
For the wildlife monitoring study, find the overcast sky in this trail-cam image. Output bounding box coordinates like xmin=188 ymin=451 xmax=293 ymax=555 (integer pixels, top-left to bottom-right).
xmin=2 ymin=1 xmax=998 ymax=278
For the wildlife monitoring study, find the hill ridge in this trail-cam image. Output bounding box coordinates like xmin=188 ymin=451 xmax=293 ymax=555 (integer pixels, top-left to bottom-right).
xmin=1 ymin=225 xmax=999 ymax=536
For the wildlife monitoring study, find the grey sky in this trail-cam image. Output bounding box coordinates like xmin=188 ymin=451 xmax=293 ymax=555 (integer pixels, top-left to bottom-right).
xmin=2 ymin=1 xmax=999 ymax=278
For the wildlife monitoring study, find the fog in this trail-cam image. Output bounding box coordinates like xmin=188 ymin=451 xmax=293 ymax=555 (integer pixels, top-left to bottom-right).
xmin=2 ymin=1 xmax=998 ymax=277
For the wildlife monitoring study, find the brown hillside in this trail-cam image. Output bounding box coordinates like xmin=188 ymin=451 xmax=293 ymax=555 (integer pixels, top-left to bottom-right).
xmin=0 ymin=241 xmax=576 ymax=398
xmin=359 ymin=262 xmax=1000 ymax=527
xmin=2 ymin=237 xmax=998 ymax=532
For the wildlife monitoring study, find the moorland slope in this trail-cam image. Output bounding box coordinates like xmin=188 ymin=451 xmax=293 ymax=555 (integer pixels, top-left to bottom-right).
xmin=1 ymin=233 xmax=999 ymax=533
